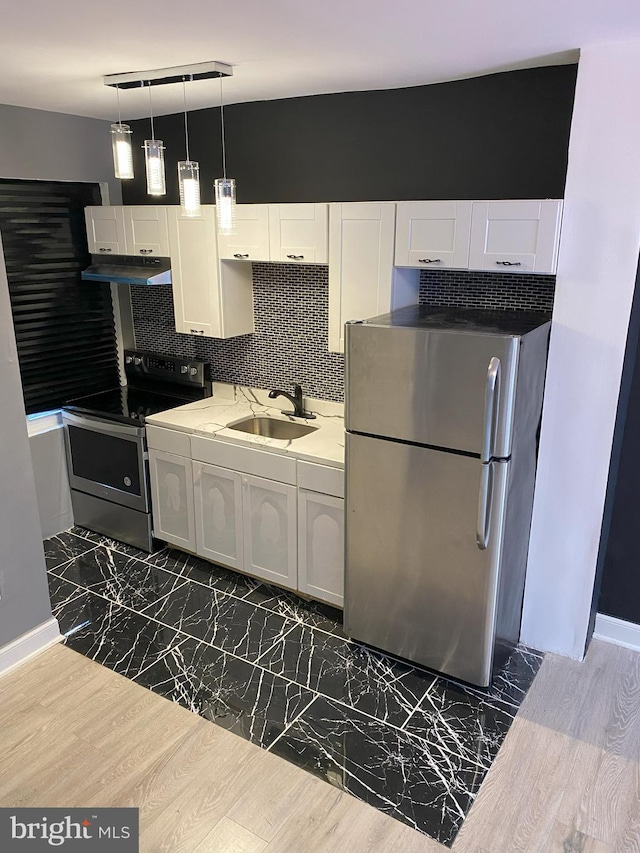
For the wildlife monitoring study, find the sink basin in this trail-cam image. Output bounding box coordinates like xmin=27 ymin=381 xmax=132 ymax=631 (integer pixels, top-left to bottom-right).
xmin=228 ymin=416 xmax=318 ymax=440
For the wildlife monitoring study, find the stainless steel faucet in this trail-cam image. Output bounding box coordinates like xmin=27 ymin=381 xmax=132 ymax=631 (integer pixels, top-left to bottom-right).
xmin=268 ymin=383 xmax=316 ymax=419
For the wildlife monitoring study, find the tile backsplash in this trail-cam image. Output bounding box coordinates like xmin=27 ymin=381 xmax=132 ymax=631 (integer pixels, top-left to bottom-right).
xmin=131 ymin=263 xmax=345 ymax=402
xmin=131 ymin=265 xmax=556 ymax=405
xmin=419 ymin=269 xmax=555 ymax=313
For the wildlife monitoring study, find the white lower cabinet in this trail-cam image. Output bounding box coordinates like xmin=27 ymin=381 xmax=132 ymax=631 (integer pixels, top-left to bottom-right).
xmin=242 ymin=473 xmax=297 ymax=588
xmin=149 ymin=434 xmax=345 ymax=606
xmin=149 ymin=449 xmax=196 ymax=552
xmin=298 ymin=489 xmax=344 ymax=607
xmin=193 ymin=461 xmax=244 ymax=570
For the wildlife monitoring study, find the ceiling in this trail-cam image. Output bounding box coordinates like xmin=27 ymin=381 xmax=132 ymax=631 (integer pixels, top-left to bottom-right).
xmin=3 ymin=0 xmax=640 ymax=120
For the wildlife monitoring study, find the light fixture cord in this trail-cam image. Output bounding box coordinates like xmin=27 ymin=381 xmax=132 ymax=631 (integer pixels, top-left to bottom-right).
xmin=148 ymin=82 xmax=155 ymax=139
xmin=219 ymin=75 xmax=227 ymax=179
xmin=182 ymin=78 xmax=190 ymax=162
xmin=116 ymin=85 xmax=123 ymax=126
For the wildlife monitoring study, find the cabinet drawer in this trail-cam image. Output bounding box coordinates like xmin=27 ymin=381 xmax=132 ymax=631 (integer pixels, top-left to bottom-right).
xmin=191 ymin=436 xmax=297 ymax=484
xmin=147 ymin=426 xmax=191 ymax=457
xmin=297 ymin=460 xmax=344 ymax=498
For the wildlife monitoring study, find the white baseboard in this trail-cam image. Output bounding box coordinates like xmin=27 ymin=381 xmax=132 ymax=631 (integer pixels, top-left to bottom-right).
xmin=593 ymin=613 xmax=640 ymax=653
xmin=0 ymin=617 xmax=62 ymax=678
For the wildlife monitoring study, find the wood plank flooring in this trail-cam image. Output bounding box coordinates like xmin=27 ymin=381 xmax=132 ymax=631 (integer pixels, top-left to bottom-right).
xmin=0 ymin=638 xmax=638 ymax=853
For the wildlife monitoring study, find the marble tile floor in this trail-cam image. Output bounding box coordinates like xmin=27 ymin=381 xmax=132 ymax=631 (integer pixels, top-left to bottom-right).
xmin=43 ymin=527 xmax=543 ymax=847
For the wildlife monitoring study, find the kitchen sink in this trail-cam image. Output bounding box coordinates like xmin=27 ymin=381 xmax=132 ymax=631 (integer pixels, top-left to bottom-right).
xmin=227 ymin=416 xmax=318 ymax=440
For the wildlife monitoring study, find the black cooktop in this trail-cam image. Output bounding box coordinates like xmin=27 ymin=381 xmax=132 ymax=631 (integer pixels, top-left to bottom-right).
xmin=64 ymin=385 xmax=198 ymax=426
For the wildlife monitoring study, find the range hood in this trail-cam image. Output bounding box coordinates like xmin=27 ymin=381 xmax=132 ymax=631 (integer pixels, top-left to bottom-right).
xmin=82 ymin=254 xmax=172 ymax=286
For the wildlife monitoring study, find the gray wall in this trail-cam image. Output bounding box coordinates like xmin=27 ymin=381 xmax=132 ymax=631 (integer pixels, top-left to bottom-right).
xmin=0 ymin=102 xmax=121 ymax=201
xmin=0 ymin=102 xmax=117 ymax=649
xmin=0 ymin=239 xmax=53 ymax=647
xmin=30 ymin=428 xmax=73 ymax=539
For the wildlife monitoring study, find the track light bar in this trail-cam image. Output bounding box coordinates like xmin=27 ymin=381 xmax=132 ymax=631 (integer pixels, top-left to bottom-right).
xmin=104 ymin=61 xmax=233 ymax=90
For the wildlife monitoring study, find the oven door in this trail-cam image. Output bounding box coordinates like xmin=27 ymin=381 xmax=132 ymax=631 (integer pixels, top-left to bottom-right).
xmin=62 ymin=411 xmax=149 ymax=513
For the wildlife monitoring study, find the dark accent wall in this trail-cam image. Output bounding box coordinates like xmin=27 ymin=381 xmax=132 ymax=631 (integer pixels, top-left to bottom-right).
xmin=596 ymin=256 xmax=640 ymax=626
xmin=123 ymin=65 xmax=577 ymax=206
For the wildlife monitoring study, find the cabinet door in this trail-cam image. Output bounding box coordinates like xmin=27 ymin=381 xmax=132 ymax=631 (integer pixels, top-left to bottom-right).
xmin=298 ymin=490 xmax=344 ymax=607
xmin=123 ymin=205 xmax=170 ymax=256
xmin=242 ymin=473 xmax=297 ymax=588
xmin=168 ymin=206 xmax=254 ymax=339
xmin=469 ymin=200 xmax=563 ymax=274
xmin=168 ymin=205 xmax=219 ymax=337
xmin=85 ymin=206 xmax=126 ymax=255
xmin=217 ymin=204 xmax=270 ymax=262
xmin=149 ymin=449 xmax=196 ymax=551
xmin=193 ymin=461 xmax=243 ymax=570
xmin=328 ymin=202 xmax=396 ymax=353
xmin=268 ymin=203 xmax=328 ymax=264
xmin=395 ymin=201 xmax=472 ymax=269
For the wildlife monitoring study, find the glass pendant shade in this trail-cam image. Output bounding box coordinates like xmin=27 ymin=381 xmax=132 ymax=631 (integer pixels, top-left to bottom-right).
xmin=215 ymin=177 xmax=237 ymax=235
xmin=144 ymin=139 xmax=166 ymax=196
xmin=110 ymin=123 xmax=134 ymax=180
xmin=178 ymin=161 xmax=201 ymax=217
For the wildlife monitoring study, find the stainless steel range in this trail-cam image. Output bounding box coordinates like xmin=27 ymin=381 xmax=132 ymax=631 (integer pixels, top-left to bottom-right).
xmin=62 ymin=350 xmax=212 ymax=551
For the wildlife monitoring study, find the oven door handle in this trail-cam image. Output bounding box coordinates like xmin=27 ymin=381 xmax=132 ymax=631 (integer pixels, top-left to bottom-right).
xmin=62 ymin=410 xmax=146 ymax=439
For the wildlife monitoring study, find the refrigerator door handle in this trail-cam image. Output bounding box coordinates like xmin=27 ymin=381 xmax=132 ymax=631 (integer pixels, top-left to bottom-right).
xmin=480 ymin=357 xmax=501 ymax=463
xmin=476 ymin=462 xmax=493 ymax=550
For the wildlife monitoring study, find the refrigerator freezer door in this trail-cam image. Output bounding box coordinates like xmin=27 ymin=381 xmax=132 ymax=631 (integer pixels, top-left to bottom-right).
xmin=346 ymin=322 xmax=519 ymax=457
xmin=345 ymin=432 xmax=508 ymax=686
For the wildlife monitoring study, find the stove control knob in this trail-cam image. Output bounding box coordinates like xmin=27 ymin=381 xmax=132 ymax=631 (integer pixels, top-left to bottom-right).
xmin=133 ymin=357 xmax=142 ymax=366
xmin=125 ymin=356 xmax=133 ymax=364
xmin=180 ymin=365 xmax=188 ymax=374
xmin=189 ymin=367 xmax=198 ymax=376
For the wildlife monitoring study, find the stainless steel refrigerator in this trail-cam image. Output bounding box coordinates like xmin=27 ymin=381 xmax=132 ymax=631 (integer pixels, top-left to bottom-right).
xmin=344 ymin=305 xmax=551 ymax=687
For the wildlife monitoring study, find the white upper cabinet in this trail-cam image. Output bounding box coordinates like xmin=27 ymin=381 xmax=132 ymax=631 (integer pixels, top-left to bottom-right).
xmin=468 ymin=200 xmax=563 ymax=274
xmin=268 ymin=203 xmax=328 ymax=264
xmin=85 ymin=206 xmax=126 ymax=255
xmin=85 ymin=206 xmax=170 ymax=256
xmin=122 ymin=206 xmax=170 ymax=257
xmin=395 ymin=201 xmax=473 ymax=269
xmin=167 ymin=205 xmax=254 ymax=339
xmin=329 ymin=202 xmax=413 ymax=353
xmin=217 ymin=204 xmax=270 ymax=262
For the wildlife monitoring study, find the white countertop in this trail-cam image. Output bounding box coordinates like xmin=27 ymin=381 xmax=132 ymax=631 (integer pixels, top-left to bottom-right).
xmin=146 ymin=384 xmax=345 ymax=468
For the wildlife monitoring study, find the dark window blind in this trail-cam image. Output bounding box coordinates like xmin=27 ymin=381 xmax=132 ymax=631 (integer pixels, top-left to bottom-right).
xmin=0 ymin=179 xmax=119 ymax=414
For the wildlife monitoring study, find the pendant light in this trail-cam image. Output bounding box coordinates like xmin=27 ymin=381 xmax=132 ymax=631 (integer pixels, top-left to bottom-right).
xmin=177 ymin=79 xmax=201 ymax=217
xmin=110 ymin=86 xmax=134 ymax=180
xmin=214 ymin=74 xmax=236 ymax=235
xmin=144 ymin=82 xmax=166 ymax=196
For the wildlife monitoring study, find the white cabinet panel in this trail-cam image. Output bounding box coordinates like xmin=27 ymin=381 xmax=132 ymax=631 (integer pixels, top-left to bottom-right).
xmin=268 ymin=203 xmax=328 ymax=264
xmin=217 ymin=204 xmax=270 ymax=262
xmin=395 ymin=201 xmax=473 ymax=269
xmin=123 ymin=206 xmax=170 ymax=256
xmin=297 ymin=460 xmax=344 ymax=498
xmin=469 ymin=200 xmax=563 ymax=274
xmin=329 ymin=202 xmax=403 ymax=353
xmin=298 ymin=490 xmax=344 ymax=607
xmin=242 ymin=473 xmax=297 ymax=588
xmin=191 ymin=435 xmax=297 ymax=484
xmin=193 ymin=461 xmax=243 ymax=570
xmin=149 ymin=449 xmax=195 ymax=551
xmin=167 ymin=205 xmax=254 ymax=339
xmin=85 ymin=206 xmax=126 ymax=255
